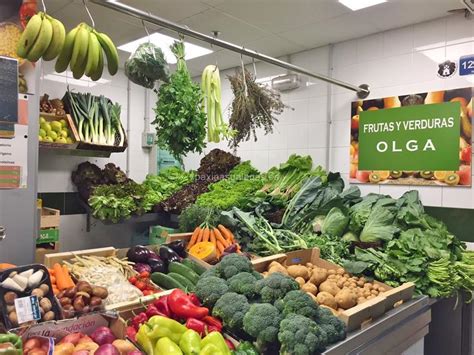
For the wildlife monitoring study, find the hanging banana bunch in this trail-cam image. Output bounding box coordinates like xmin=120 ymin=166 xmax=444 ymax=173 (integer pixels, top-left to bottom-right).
xmin=17 ymin=12 xmax=66 ymax=62
xmin=55 ymin=23 xmax=119 ymax=80
xmin=201 ymin=64 xmax=234 ymax=143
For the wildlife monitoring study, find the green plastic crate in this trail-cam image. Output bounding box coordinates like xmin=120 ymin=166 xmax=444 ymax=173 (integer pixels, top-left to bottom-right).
xmin=149 ymin=225 xmax=178 ymax=245
xmin=37 ymin=228 xmax=59 ymax=244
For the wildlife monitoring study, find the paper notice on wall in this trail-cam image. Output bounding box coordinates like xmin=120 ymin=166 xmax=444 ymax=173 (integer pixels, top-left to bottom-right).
xmin=0 ymin=56 xmax=28 ymax=189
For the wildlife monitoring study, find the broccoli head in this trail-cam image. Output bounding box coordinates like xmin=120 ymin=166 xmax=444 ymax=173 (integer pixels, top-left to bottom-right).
xmin=212 ymin=292 xmax=250 ymax=332
xmin=254 ymin=272 xmax=299 ymax=303
xmin=274 ymin=290 xmax=319 ymax=320
xmin=316 ymin=307 xmax=346 ymax=344
xmin=278 ymin=314 xmax=328 ymax=355
xmin=200 ymin=267 xmax=220 ymax=279
xmin=194 ymin=276 xmax=228 ymax=308
xmin=227 ymin=272 xmax=262 ymax=299
xmin=243 ymin=303 xmax=282 ymax=348
xmin=216 ymin=254 xmax=254 ymax=279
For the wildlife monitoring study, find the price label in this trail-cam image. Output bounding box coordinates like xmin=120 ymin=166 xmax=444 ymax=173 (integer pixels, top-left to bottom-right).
xmin=14 ymin=295 xmax=41 ymax=324
xmin=459 ymin=55 xmax=474 ymax=76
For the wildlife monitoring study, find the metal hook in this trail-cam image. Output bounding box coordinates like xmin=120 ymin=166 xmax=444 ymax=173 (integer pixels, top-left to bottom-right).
xmin=41 ymin=0 xmax=47 ymax=13
xmin=82 ymin=0 xmax=95 ymax=28
xmin=142 ymin=19 xmax=151 ymax=42
xmin=252 ymin=57 xmax=257 ymax=78
xmin=211 ymin=31 xmax=219 ymax=72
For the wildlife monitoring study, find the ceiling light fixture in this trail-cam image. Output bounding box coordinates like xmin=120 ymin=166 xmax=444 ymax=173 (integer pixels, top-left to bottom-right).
xmin=118 ymin=32 xmax=213 ymax=64
xmin=339 ymin=0 xmax=386 ymax=11
xmin=43 ymin=71 xmax=110 ymax=87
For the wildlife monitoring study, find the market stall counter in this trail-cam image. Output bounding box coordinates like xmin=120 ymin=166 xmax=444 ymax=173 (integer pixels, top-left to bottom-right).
xmin=323 ymin=296 xmax=430 ymax=354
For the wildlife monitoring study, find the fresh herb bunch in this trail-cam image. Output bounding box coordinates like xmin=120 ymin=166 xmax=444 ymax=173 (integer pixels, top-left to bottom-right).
xmin=178 ymin=204 xmax=222 ymax=232
xmin=153 ymin=41 xmax=207 ymax=161
xmin=228 ymin=68 xmax=287 ymax=149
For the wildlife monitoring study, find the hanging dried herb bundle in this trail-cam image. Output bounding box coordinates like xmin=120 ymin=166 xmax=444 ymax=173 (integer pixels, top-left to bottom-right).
xmin=227 ymin=68 xmax=286 ymax=149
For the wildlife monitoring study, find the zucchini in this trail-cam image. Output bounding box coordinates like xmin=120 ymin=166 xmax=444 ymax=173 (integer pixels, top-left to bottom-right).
xmin=168 ymin=262 xmax=200 ymax=284
xmin=151 ymin=272 xmax=185 ymax=290
xmin=182 ymin=258 xmax=206 ymax=275
xmin=168 ymin=272 xmax=195 ymax=292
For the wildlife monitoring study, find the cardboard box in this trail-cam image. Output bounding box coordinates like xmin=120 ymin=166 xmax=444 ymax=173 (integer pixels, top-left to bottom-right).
xmin=252 ymin=248 xmax=415 ymax=332
xmin=35 ymin=242 xmax=60 ymax=264
xmin=39 ymin=207 xmax=60 ymax=229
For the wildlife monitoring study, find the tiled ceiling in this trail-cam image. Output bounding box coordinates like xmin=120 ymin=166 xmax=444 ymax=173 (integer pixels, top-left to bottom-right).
xmin=48 ymin=0 xmax=464 ymax=76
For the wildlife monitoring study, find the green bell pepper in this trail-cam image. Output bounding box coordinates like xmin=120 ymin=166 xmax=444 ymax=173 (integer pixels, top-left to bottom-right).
xmin=179 ymin=329 xmax=201 ymax=355
xmin=148 ymin=316 xmax=187 ymax=344
xmin=0 ymin=334 xmax=22 ymax=355
xmin=201 ymin=332 xmax=230 ymax=355
xmin=137 ymin=324 xmax=155 ymax=355
xmin=233 ymin=341 xmax=259 ymax=355
xmin=155 ymin=337 xmax=183 ymax=355
xmin=199 ymin=344 xmax=224 ymax=355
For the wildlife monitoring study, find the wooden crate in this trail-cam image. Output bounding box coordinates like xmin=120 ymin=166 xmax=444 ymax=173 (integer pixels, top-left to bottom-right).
xmin=43 ymin=247 xmax=116 ymax=268
xmin=39 ymin=207 xmax=60 ymax=229
xmin=252 ymin=248 xmax=415 ymax=332
xmin=39 ymin=113 xmax=79 ymax=149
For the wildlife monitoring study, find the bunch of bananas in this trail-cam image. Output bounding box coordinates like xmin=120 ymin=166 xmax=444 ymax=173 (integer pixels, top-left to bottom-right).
xmin=17 ymin=12 xmax=66 ymax=62
xmin=55 ymin=23 xmax=118 ymax=80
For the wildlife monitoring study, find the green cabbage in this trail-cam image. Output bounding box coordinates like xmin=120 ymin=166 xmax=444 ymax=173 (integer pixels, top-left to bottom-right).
xmin=359 ymin=206 xmax=399 ymax=242
xmin=321 ymin=207 xmax=349 ymax=238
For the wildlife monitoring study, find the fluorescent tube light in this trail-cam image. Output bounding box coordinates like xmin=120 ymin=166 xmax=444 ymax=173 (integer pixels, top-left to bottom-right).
xmin=118 ymin=32 xmax=213 ymax=64
xmin=339 ymin=0 xmax=386 ymax=11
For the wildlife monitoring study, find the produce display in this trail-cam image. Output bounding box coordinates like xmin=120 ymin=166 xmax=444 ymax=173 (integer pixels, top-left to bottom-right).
xmin=125 ymin=42 xmax=170 ymax=89
xmin=201 ymin=65 xmax=233 ymax=143
xmin=40 ymin=94 xmax=66 ymax=116
xmin=153 ymin=41 xmax=207 ymax=161
xmin=0 ymin=333 xmax=22 ymax=355
xmin=38 ymin=116 xmax=73 ymax=144
xmin=56 ymin=280 xmax=108 ymax=319
xmin=64 ymin=90 xmax=125 ymax=146
xmin=0 ymin=22 xmax=24 ymax=65
xmin=227 ymin=68 xmax=287 ymax=149
xmin=17 ymin=12 xmax=65 ymax=62
xmin=0 ymin=265 xmax=60 ymax=329
xmin=55 ymin=22 xmax=118 ymax=80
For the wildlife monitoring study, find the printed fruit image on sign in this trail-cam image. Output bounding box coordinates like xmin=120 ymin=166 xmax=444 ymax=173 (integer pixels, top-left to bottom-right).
xmin=350 ymin=87 xmax=472 ymax=187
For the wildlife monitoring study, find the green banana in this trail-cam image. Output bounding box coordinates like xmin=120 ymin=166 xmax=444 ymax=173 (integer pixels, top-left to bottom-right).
xmin=95 ymin=31 xmax=118 ymax=75
xmin=90 ymin=43 xmax=104 ymax=81
xmin=43 ymin=16 xmax=66 ymax=61
xmin=72 ymin=52 xmax=88 ymax=79
xmin=17 ymin=12 xmax=44 ymax=59
xmin=84 ymin=31 xmax=100 ymax=77
xmin=26 ymin=15 xmax=53 ymax=62
xmin=70 ymin=24 xmax=89 ymax=73
xmin=55 ymin=26 xmax=79 ymax=73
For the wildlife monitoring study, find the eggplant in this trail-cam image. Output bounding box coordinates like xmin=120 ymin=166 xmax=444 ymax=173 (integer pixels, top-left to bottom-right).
xmin=159 ymin=246 xmax=181 ymax=264
xmin=134 ymin=263 xmax=152 ymax=274
xmin=223 ymin=243 xmax=239 ymax=253
xmin=148 ymin=258 xmax=166 ymax=273
xmin=127 ymin=245 xmax=151 ymax=263
xmin=165 ymin=240 xmax=187 ymax=258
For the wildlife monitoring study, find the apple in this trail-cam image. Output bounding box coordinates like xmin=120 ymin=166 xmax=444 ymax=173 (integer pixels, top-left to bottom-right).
xmin=351 ymin=115 xmax=359 ymax=130
xmin=457 ymin=165 xmax=471 ymax=186
xmin=356 ymin=170 xmax=370 ymax=183
xmin=461 ymin=146 xmax=472 ymax=163
xmin=77 ymin=335 xmax=94 ymax=344
xmin=350 ymin=163 xmax=357 ymax=179
xmin=59 ymin=333 xmax=83 ymax=345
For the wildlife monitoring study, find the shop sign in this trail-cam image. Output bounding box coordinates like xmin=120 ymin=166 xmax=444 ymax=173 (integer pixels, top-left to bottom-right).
xmin=459 ymin=55 xmax=474 ymax=76
xmin=350 ymin=87 xmax=472 ymax=187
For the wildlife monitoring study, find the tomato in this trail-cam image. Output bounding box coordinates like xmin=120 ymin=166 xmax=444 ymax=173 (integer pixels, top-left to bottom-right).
xmin=135 ymin=281 xmax=146 ymax=291
xmin=128 ymin=276 xmax=137 ymax=284
xmin=139 ymin=271 xmax=150 ymax=279
xmin=19 ymin=2 xmax=37 ymax=28
xmin=143 ymin=290 xmax=153 ymax=296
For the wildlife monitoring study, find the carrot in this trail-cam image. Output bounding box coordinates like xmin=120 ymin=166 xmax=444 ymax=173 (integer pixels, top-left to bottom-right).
xmin=50 ymin=275 xmax=56 ymax=284
xmin=202 ymin=227 xmax=210 ymax=242
xmin=210 ymin=229 xmax=216 ymax=246
xmin=214 ymin=228 xmax=230 ymax=248
xmin=48 ymin=268 xmax=55 ymax=275
xmin=218 ymin=224 xmax=233 ymax=242
xmin=53 ymin=263 xmax=69 ymax=291
xmin=62 ymin=265 xmax=75 ymax=288
xmin=216 ymin=240 xmax=226 ymax=255
xmin=187 ymin=227 xmax=201 ymax=250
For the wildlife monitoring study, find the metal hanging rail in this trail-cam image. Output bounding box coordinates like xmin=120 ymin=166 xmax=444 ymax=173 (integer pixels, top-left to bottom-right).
xmin=90 ymin=0 xmax=370 ymax=98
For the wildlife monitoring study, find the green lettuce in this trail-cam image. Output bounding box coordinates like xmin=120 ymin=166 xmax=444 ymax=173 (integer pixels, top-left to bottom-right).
xmin=321 ymin=207 xmax=349 ymax=238
xmin=359 ymin=206 xmax=399 ymax=242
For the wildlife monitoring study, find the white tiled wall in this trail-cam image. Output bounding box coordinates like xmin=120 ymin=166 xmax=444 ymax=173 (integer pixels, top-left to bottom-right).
xmin=38 ymin=61 xmax=153 ymax=192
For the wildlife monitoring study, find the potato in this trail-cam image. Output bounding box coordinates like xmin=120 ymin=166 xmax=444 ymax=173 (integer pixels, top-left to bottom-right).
xmin=343 ymin=281 xmax=351 ymax=288
xmin=43 ymin=311 xmax=55 ymax=321
xmin=327 ymin=274 xmax=337 ymax=280
xmin=4 ymin=292 xmax=17 ymax=305
xmin=287 ymin=265 xmax=310 ymax=280
xmin=359 ymin=277 xmax=366 ymax=284
xmin=310 ymin=268 xmax=328 ymax=286
xmin=307 ymin=292 xmax=319 ymax=303
xmin=367 ymin=295 xmax=375 ymax=300
xmin=31 ymin=288 xmax=45 ymax=298
xmin=328 ymin=269 xmax=336 ymax=275
xmin=335 ymin=289 xmax=357 ymax=309
xmin=301 ymin=282 xmax=318 ymax=295
xmin=336 ymin=279 xmax=345 ymax=288
xmin=8 ymin=311 xmax=18 ymax=326
xmin=336 ymin=268 xmax=345 ymax=276
xmin=39 ymin=284 xmax=50 ymax=295
xmin=357 ymin=280 xmax=365 ymax=287
xmin=316 ymin=291 xmax=337 ymax=309
xmin=268 ymin=261 xmax=288 ymax=275
xmin=363 ymin=290 xmax=371 ymax=298
xmin=372 ymin=284 xmax=379 ymax=290
xmin=305 ymin=262 xmax=314 ymax=268
xmin=295 ymin=277 xmax=306 ymax=287
xmin=319 ymin=281 xmax=341 ymax=296
xmin=39 ymin=298 xmax=52 ymax=312
xmin=91 ymin=286 xmax=108 ymax=299
xmin=351 ymin=276 xmax=359 ymax=281
xmin=379 ymin=287 xmax=386 ymax=293
xmin=363 ymin=283 xmax=372 ymax=289
xmin=357 ymin=297 xmax=367 ymax=304
xmin=371 ymin=289 xmax=379 ymax=295
xmin=343 ymin=273 xmax=351 ymax=279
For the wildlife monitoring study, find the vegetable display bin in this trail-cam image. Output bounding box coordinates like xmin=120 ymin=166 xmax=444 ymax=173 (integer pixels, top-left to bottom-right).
xmin=38 ymin=113 xmax=79 ymax=150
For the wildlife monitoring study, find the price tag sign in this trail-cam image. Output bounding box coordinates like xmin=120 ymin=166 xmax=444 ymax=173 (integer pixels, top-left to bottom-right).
xmin=14 ymin=295 xmax=41 ymax=324
xmin=459 ymin=55 xmax=474 ymax=76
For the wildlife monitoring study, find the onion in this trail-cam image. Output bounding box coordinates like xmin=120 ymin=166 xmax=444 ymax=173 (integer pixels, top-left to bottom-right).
xmin=94 ymin=344 xmax=120 ymax=355
xmin=90 ymin=327 xmax=116 ymax=345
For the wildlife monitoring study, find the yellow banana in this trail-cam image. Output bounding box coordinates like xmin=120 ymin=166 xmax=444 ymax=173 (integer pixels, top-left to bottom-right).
xmin=43 ymin=16 xmax=66 ymax=61
xmin=84 ymin=31 xmax=100 ymax=77
xmin=26 ymin=15 xmax=53 ymax=62
xmin=70 ymin=24 xmax=89 ymax=72
xmin=90 ymin=44 xmax=104 ymax=81
xmin=95 ymin=31 xmax=118 ymax=75
xmin=17 ymin=12 xmax=44 ymax=58
xmin=55 ymin=26 xmax=79 ymax=73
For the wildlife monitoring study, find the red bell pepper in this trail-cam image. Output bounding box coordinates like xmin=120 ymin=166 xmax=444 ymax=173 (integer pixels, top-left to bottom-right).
xmin=185 ymin=318 xmax=207 ymax=337
xmin=131 ymin=312 xmax=148 ymax=330
xmin=225 ymin=339 xmax=235 ymax=350
xmin=168 ymin=289 xmax=209 ymax=320
xmin=202 ymin=316 xmax=223 ymax=332
xmin=153 ymin=295 xmax=172 ymax=317
xmin=146 ymin=304 xmax=166 ymax=318
xmin=188 ymin=293 xmax=202 ymax=306
xmin=126 ymin=326 xmax=137 ymax=342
